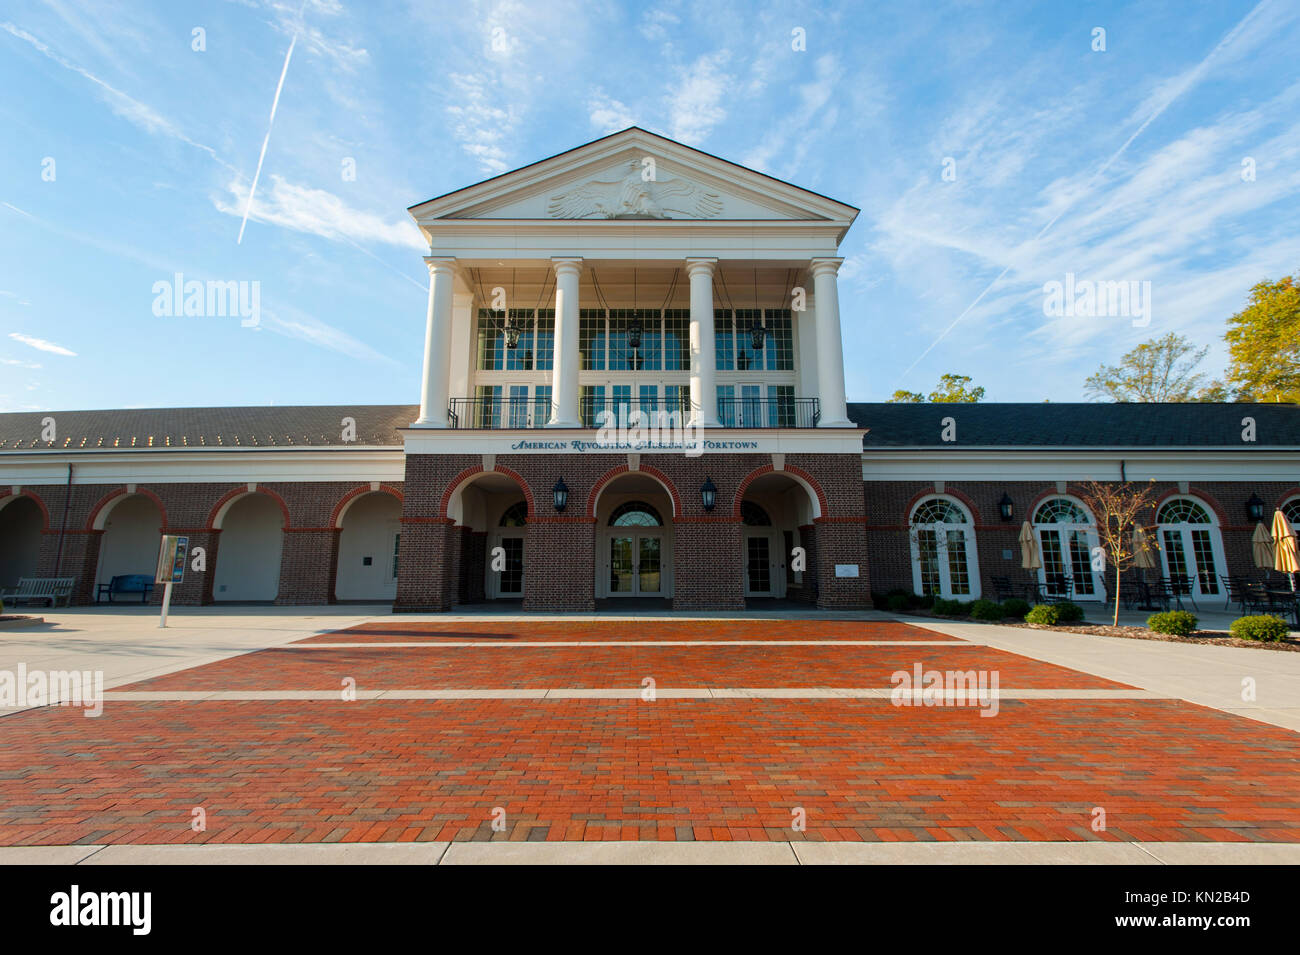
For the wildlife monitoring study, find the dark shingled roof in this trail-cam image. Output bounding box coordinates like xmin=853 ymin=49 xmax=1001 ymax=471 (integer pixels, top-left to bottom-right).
xmin=849 ymin=402 xmax=1300 ymax=448
xmin=1 ymin=402 xmax=1296 ymax=452
xmin=0 ymin=405 xmax=419 ymax=451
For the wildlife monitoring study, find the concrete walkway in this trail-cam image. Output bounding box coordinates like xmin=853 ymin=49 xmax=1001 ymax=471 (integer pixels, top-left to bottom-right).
xmin=3 ymin=840 xmax=1297 ymax=865
xmin=905 ymin=614 xmax=1300 ymax=731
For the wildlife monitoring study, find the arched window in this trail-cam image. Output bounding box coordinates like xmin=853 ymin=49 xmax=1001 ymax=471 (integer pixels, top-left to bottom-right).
xmin=741 ymin=501 xmax=772 ymax=526
xmin=909 ymin=496 xmax=979 ymax=599
xmin=1156 ymin=497 xmax=1225 ymax=598
xmin=609 ymin=501 xmax=662 ymax=526
xmin=1282 ymin=497 xmax=1300 ymax=526
xmin=1032 ymin=497 xmax=1102 ymax=599
xmin=499 ymin=501 xmax=528 ymax=527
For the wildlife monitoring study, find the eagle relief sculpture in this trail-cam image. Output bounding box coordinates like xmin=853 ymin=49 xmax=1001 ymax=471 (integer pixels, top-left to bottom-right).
xmin=547 ymin=161 xmax=724 ymax=219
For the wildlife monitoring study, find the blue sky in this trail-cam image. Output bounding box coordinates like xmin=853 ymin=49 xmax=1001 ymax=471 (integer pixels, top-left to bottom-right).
xmin=1 ymin=0 xmax=1298 ymax=412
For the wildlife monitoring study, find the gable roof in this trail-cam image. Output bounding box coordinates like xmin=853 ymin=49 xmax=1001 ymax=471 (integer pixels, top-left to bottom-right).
xmin=0 ymin=405 xmax=418 ymax=452
xmin=407 ymin=126 xmax=859 ymax=224
xmin=850 ymin=402 xmax=1300 ymax=449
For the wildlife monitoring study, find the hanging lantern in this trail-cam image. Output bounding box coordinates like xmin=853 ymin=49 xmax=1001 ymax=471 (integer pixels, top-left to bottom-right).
xmin=628 ymin=312 xmax=643 ymax=350
xmin=503 ymin=313 xmax=521 ymax=350
xmin=749 ymin=314 xmax=766 ymax=351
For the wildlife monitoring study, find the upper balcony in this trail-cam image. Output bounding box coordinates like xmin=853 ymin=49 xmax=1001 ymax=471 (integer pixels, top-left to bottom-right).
xmin=447 ymin=395 xmax=821 ymax=430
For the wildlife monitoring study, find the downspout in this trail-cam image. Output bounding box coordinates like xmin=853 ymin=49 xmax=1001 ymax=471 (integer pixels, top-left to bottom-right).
xmin=54 ymin=463 xmax=73 ymax=576
xmin=1120 ymin=459 xmax=1127 ymax=482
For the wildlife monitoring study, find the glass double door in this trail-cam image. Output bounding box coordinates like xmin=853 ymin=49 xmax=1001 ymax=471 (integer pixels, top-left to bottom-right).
xmin=607 ymin=533 xmax=662 ymax=596
xmin=744 ymin=531 xmax=784 ymax=597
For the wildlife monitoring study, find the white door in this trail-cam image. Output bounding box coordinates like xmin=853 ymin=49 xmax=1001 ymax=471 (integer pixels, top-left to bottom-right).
xmin=744 ymin=531 xmax=782 ymax=596
xmin=488 ymin=532 xmax=525 ymax=598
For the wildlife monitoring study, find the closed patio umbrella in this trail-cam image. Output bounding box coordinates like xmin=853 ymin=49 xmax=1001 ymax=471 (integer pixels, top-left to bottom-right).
xmin=1019 ymin=521 xmax=1040 ymax=570
xmin=1252 ymin=522 xmax=1275 ymax=569
xmin=1132 ymin=526 xmax=1157 ymax=571
xmin=1273 ymin=509 xmax=1300 ymax=591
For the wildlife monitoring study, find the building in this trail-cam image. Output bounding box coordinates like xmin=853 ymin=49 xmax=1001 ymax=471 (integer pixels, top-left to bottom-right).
xmin=1 ymin=128 xmax=1298 ymax=611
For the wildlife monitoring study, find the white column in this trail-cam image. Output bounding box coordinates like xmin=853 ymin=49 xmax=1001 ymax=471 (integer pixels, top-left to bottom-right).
xmin=686 ymin=258 xmax=720 ymax=428
xmin=809 ymin=257 xmax=853 ymax=427
xmin=416 ymin=257 xmax=456 ymax=427
xmin=547 ymin=257 xmax=583 ymax=427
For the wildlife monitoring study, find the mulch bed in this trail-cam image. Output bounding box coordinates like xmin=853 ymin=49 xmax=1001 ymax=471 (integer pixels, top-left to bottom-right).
xmin=903 ymin=610 xmax=1300 ymax=651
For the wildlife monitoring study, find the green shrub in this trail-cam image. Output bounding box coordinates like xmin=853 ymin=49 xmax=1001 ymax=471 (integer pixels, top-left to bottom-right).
xmin=1000 ymin=598 xmax=1031 ymax=620
xmin=871 ymin=591 xmax=889 ymax=610
xmin=970 ymin=599 xmax=1004 ymax=621
xmin=1147 ymin=610 xmax=1198 ymax=636
xmin=935 ymin=597 xmax=967 ymax=621
xmin=886 ymin=594 xmax=910 ymax=612
xmin=1025 ymin=604 xmax=1061 ymax=625
xmin=915 ymin=593 xmax=935 ymax=609
xmin=1054 ymin=601 xmax=1085 ymax=623
xmin=1229 ymin=615 xmax=1290 ymax=642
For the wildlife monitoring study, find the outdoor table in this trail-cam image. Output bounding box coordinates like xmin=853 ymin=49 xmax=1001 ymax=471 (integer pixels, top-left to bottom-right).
xmin=1265 ymin=590 xmax=1300 ymax=628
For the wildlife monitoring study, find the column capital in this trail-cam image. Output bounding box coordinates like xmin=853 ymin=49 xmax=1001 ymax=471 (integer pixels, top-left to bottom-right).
xmin=423 ymin=256 xmax=458 ymax=276
xmin=551 ymin=257 xmax=584 ymax=276
xmin=685 ymin=257 xmax=718 ymax=276
xmin=808 ymin=257 xmax=844 ymax=277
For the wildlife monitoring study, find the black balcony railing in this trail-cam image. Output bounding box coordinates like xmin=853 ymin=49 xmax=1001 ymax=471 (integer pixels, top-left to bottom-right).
xmin=446 ymin=395 xmax=820 ymax=429
xmin=717 ymin=396 xmax=819 ymax=429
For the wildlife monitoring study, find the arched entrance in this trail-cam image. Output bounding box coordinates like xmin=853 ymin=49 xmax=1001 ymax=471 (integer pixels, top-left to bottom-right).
xmin=94 ymin=494 xmax=164 ymax=593
xmin=0 ymin=495 xmax=44 ymax=591
xmin=594 ymin=474 xmax=674 ymax=599
xmin=335 ymin=491 xmax=402 ymax=601
xmin=213 ymin=493 xmax=285 ymax=602
xmin=737 ymin=471 xmax=819 ymax=598
xmin=446 ymin=471 xmax=530 ymax=601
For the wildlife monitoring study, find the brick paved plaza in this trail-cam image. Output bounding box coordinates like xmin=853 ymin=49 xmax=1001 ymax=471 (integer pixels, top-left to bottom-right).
xmin=1 ymin=617 xmax=1298 ymax=848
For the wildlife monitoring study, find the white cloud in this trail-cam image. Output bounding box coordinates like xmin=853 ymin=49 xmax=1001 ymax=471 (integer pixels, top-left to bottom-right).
xmin=588 ymin=90 xmax=636 ymax=133
xmin=668 ymin=51 xmax=731 ymax=144
xmin=639 ymin=8 xmax=680 ymax=42
xmin=446 ymin=71 xmax=518 ymax=173
xmin=9 ymin=332 xmax=76 ymax=356
xmin=0 ymin=21 xmax=227 ymax=166
xmin=0 ymin=358 xmax=41 ymax=368
xmin=261 ymin=305 xmax=399 ymax=365
xmin=214 ymin=174 xmax=426 ymax=249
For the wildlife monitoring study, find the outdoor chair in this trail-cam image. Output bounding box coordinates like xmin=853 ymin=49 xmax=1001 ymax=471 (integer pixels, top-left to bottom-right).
xmin=1145 ymin=579 xmax=1174 ymax=613
xmin=990 ymin=575 xmax=1016 ymax=602
xmin=1220 ymin=575 xmax=1249 ymax=612
xmin=1167 ymin=574 xmax=1197 ymax=611
xmin=1043 ymin=573 xmax=1073 ymax=603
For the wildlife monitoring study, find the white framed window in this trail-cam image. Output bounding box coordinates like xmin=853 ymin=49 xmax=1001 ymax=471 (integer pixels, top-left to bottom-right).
xmin=1156 ymin=497 xmax=1226 ymax=599
xmin=909 ymin=496 xmax=980 ymax=600
xmin=1032 ymin=497 xmax=1104 ymax=600
xmin=1282 ymin=497 xmax=1300 ymax=526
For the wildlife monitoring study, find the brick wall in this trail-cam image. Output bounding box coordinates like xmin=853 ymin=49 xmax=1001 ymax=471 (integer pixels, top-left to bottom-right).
xmin=864 ymin=479 xmax=1295 ymax=600
xmin=17 ymin=479 xmax=404 ymax=606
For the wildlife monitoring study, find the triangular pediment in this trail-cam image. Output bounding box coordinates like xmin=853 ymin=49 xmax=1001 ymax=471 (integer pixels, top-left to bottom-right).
xmin=409 ymin=128 xmax=858 ymax=227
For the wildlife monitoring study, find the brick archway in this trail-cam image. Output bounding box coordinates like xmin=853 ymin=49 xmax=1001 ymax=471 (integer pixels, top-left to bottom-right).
xmin=206 ymin=486 xmax=291 ymax=530
xmin=587 ymin=464 xmax=682 ymax=519
xmin=0 ymin=490 xmax=50 ymax=531
xmin=439 ymin=465 xmax=535 ymax=521
xmin=331 ymin=484 xmax=404 ymax=528
xmin=87 ymin=486 xmax=169 ymax=531
xmin=734 ymin=465 xmax=826 ymax=521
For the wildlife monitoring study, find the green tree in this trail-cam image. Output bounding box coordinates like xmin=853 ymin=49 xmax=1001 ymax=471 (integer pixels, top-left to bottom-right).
xmin=1084 ymin=332 xmax=1210 ymax=402
xmin=888 ymin=374 xmax=985 ymax=403
xmin=1224 ymin=273 xmax=1300 ymax=402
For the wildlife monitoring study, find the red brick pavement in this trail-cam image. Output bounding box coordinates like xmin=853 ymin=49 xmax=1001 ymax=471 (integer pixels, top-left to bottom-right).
xmin=302 ymin=619 xmax=962 ymax=644
xmin=122 ymin=644 xmax=1128 ymax=691
xmin=1 ymin=699 xmax=1297 ymax=846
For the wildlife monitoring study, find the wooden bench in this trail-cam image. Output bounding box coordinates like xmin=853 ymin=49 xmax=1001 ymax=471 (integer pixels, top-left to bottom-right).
xmin=1 ymin=576 xmax=76 ymax=608
xmin=96 ymin=574 xmax=155 ymax=604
